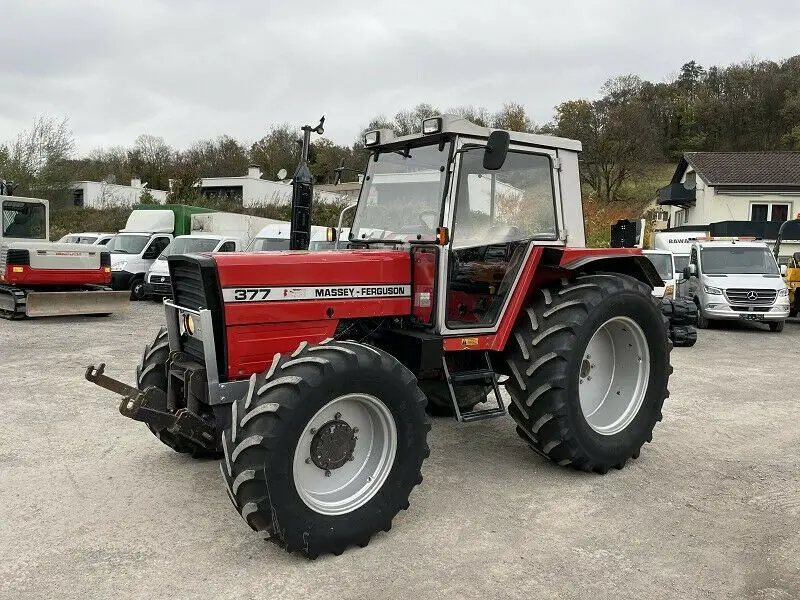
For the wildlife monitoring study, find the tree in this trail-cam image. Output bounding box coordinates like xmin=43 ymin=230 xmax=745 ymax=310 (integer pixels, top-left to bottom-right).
xmin=0 ymin=116 xmax=75 ymax=197
xmin=393 ymin=103 xmax=440 ymax=136
xmin=492 ymin=102 xmax=536 ymax=132
xmin=250 ymin=124 xmax=300 ymax=181
xmin=128 ymin=134 xmax=172 ymax=191
xmin=447 ymin=105 xmax=491 ymax=127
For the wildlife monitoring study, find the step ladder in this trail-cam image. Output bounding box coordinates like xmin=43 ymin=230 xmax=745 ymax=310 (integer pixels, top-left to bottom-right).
xmin=441 ymin=351 xmax=506 ymax=422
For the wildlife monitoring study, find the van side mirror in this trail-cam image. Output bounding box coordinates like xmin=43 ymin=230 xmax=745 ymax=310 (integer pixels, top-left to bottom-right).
xmin=781 ymin=264 xmax=788 ymax=276
xmin=683 ymin=264 xmax=697 ymax=279
xmin=483 ymin=131 xmax=510 ymax=171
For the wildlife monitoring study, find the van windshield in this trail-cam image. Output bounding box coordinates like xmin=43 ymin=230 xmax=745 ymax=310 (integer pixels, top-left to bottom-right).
xmin=249 ymin=237 xmax=290 ymax=251
xmin=674 ymin=255 xmax=690 ymax=274
xmin=106 ymin=234 xmax=150 ymax=254
xmin=645 ymin=253 xmax=673 ymax=280
xmin=58 ymin=235 xmax=99 ymax=244
xmin=159 ymin=237 xmax=219 ymax=259
xmin=701 ymin=247 xmax=779 ymax=275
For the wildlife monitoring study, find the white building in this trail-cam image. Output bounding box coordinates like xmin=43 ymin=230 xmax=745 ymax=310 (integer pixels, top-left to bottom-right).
xmin=69 ymin=178 xmax=168 ymax=208
xmin=657 ymin=152 xmax=800 ymax=228
xmin=197 ymin=166 xmax=346 ymax=207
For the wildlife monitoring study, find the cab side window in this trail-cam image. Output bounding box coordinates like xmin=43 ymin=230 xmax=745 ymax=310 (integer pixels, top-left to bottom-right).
xmin=145 ymin=236 xmax=171 ymax=259
xmin=218 ymin=241 xmax=236 ymax=252
xmin=690 ymin=247 xmax=699 ymax=273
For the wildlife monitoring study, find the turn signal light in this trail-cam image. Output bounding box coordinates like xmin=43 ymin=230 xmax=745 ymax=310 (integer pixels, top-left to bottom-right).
xmin=12 ymin=266 xmax=23 ymax=273
xmin=436 ymin=227 xmax=449 ymax=246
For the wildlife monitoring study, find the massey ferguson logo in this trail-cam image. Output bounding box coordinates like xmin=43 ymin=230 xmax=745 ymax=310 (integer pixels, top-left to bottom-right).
xmin=223 ymin=285 xmax=411 ymax=303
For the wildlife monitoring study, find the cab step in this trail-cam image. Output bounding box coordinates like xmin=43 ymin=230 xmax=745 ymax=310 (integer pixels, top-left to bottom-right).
xmin=442 ymin=351 xmax=506 ymax=422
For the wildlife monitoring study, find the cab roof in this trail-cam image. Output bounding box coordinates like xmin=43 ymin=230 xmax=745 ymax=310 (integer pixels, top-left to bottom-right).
xmin=373 ymin=114 xmax=582 ymax=153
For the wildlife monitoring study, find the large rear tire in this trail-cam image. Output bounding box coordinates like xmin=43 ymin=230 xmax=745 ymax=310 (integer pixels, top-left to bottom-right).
xmin=137 ymin=327 xmax=221 ymax=459
xmin=504 ymin=274 xmax=671 ymax=473
xmin=221 ymin=339 xmax=430 ymax=558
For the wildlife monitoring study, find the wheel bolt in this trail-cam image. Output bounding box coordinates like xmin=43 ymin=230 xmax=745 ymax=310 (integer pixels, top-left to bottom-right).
xmin=334 ymin=412 xmax=342 ymax=420
xmin=325 ymin=470 xmax=331 ymax=477
xmin=352 ymin=427 xmax=359 ymax=434
xmin=309 ymin=428 xmax=317 ymax=435
xmin=587 ymin=376 xmax=592 ymax=381
xmin=305 ymin=458 xmax=311 ymax=464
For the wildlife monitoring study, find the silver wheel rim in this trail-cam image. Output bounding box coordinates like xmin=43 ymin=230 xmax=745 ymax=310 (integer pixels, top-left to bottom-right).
xmin=292 ymin=393 xmax=397 ymax=516
xmin=578 ymin=316 xmax=650 ymax=436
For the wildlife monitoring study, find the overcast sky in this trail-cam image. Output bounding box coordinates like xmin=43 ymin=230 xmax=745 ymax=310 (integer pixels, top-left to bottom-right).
xmin=2 ymin=0 xmax=799 ymax=155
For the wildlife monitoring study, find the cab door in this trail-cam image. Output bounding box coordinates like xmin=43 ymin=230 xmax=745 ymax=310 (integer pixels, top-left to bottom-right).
xmin=438 ymin=139 xmax=563 ymax=334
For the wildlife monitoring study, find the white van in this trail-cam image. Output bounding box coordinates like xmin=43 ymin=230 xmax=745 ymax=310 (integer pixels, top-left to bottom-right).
xmin=249 ymin=223 xmax=336 ymax=251
xmin=57 ymin=232 xmax=115 ymax=246
xmin=642 ymin=250 xmax=677 ymax=299
xmin=684 ymin=239 xmax=789 ymax=331
xmin=144 ymin=234 xmax=241 ymax=298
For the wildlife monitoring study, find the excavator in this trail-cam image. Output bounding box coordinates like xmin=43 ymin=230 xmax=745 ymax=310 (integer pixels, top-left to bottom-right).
xmin=0 ymin=186 xmax=130 ymax=319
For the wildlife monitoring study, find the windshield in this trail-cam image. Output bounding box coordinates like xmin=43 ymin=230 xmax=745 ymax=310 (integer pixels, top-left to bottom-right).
xmin=645 ymin=253 xmax=673 ymax=280
xmin=350 ymin=142 xmax=450 ymax=242
xmin=59 ymin=235 xmax=98 ymax=244
xmin=701 ymin=247 xmax=779 ymax=275
xmin=249 ymin=237 xmax=290 ymax=251
xmin=452 ymin=148 xmax=557 ymax=248
xmin=159 ymin=237 xmax=220 ymax=259
xmin=106 ymin=234 xmax=150 ymax=254
xmin=2 ymin=200 xmax=46 ymax=240
xmin=674 ymin=254 xmax=690 ymax=274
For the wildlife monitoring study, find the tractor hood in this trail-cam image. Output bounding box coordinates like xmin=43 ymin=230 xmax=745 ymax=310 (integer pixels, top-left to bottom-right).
xmin=213 ymin=249 xmax=411 ymax=290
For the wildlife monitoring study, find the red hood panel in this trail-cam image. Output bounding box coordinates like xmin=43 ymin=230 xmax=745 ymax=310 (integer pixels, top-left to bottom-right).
xmin=213 ymin=250 xmax=411 ymax=287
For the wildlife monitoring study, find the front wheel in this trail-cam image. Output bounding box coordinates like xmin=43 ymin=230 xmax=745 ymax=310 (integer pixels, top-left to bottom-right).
xmin=769 ymin=321 xmax=785 ymax=332
xmin=504 ymin=274 xmax=671 ymax=473
xmin=130 ymin=276 xmax=146 ymax=301
xmin=221 ymin=340 xmax=430 ymax=558
xmin=695 ymin=302 xmax=709 ymax=329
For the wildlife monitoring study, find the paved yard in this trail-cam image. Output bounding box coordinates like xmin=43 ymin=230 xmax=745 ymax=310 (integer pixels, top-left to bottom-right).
xmin=1 ymin=303 xmax=798 ymax=599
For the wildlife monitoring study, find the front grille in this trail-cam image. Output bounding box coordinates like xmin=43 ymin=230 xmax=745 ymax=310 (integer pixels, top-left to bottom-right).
xmin=170 ymin=260 xmax=207 ymax=310
xmin=149 ymin=274 xmax=171 ymax=285
xmin=730 ymin=306 xmax=773 ymax=312
xmin=167 ymin=254 xmax=227 ymax=380
xmin=724 ymin=288 xmax=777 ymax=305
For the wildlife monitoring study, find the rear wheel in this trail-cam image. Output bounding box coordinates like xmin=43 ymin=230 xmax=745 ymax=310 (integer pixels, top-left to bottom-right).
xmin=221 ymin=340 xmax=430 ymax=558
xmin=137 ymin=327 xmax=221 ymax=459
xmin=504 ymin=274 xmax=671 ymax=473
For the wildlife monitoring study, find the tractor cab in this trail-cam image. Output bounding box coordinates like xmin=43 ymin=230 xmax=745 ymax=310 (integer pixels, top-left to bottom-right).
xmin=350 ymin=114 xmax=584 ymax=331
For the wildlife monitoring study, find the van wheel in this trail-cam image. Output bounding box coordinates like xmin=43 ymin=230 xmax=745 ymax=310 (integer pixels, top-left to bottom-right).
xmin=769 ymin=321 xmax=784 ymax=332
xmin=695 ymin=302 xmax=709 ymax=329
xmin=130 ymin=277 xmax=146 ymax=301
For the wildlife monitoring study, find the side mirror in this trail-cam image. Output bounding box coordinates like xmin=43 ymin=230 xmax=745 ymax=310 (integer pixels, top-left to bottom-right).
xmin=781 ymin=264 xmax=788 ymax=276
xmin=143 ymin=245 xmax=159 ymax=260
xmin=483 ymin=130 xmax=510 ymax=171
xmin=683 ymin=264 xmax=697 ymax=279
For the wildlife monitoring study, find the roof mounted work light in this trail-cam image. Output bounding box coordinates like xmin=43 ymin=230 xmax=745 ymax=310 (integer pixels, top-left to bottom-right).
xmin=364 ymin=130 xmax=380 ymax=146
xmin=422 ymin=117 xmax=442 ymax=134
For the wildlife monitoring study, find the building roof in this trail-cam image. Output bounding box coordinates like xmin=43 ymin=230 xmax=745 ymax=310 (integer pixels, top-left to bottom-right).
xmin=673 ymin=152 xmax=800 ymax=186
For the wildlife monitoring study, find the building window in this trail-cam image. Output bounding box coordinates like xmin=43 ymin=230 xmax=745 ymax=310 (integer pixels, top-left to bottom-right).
xmin=674 ymin=209 xmax=686 ymax=227
xmin=751 ymin=202 xmax=790 ymax=222
xmin=72 ymin=189 xmax=84 ymax=207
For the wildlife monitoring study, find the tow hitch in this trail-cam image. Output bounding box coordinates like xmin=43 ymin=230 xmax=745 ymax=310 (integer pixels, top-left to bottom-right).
xmin=85 ymin=363 xmax=217 ymax=448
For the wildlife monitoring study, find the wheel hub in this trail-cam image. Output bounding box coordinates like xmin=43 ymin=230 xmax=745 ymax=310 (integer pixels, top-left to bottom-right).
xmin=309 ymin=419 xmax=357 ymax=471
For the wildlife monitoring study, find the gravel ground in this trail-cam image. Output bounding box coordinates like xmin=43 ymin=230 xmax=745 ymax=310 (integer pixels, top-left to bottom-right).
xmin=1 ymin=303 xmax=799 ymax=600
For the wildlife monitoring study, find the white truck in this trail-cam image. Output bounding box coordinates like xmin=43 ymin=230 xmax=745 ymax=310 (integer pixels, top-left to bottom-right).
xmin=248 ymin=223 xmax=337 ymax=251
xmin=642 ymin=250 xmax=677 ymax=299
xmin=684 ymin=239 xmax=789 ymax=331
xmin=110 ymin=207 xmax=278 ymax=300
xmin=144 ymin=234 xmax=241 ymax=299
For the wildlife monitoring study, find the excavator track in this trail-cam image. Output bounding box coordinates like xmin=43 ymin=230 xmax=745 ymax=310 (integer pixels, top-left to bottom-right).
xmin=0 ymin=285 xmax=27 ymax=319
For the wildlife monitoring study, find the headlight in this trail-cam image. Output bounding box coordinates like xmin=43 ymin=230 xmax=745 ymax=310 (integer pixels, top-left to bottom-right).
xmin=422 ymin=117 xmax=442 ymax=134
xmin=364 ymin=130 xmax=380 ymax=146
xmin=184 ymin=313 xmax=196 ymax=335
xmin=703 ymin=284 xmax=722 ymax=295
xmin=777 ymin=288 xmax=788 ymax=297
xmin=112 ymin=261 xmax=127 ymax=272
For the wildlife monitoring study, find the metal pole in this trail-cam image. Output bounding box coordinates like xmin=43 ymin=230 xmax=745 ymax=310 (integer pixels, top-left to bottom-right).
xmin=289 ymin=116 xmax=324 ymax=251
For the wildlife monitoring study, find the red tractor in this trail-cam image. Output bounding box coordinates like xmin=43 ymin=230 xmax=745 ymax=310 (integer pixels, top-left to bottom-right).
xmin=87 ymin=115 xmax=671 ymax=558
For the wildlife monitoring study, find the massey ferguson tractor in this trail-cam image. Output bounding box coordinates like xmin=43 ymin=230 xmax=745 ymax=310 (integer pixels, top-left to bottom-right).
xmin=0 ymin=192 xmax=130 ymax=318
xmin=86 ymin=115 xmax=671 ymax=558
